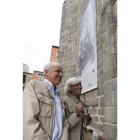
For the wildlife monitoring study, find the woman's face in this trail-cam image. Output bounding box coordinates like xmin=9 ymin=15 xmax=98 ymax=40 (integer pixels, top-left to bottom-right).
xmin=70 ymin=83 xmax=82 ymax=97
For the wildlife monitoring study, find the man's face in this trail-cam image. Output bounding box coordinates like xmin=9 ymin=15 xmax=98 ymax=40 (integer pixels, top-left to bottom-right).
xmin=45 ymin=65 xmax=63 ymax=86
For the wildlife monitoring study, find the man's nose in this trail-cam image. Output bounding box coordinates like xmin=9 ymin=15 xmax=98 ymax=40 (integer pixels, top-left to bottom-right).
xmin=59 ymin=71 xmax=63 ymax=77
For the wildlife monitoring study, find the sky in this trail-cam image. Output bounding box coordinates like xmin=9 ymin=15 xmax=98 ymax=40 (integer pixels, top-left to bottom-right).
xmin=23 ymin=0 xmax=65 ymax=73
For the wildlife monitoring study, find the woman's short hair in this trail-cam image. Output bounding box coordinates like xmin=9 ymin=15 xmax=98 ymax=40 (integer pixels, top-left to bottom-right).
xmin=64 ymin=77 xmax=81 ymax=96
xmin=43 ymin=62 xmax=61 ymax=76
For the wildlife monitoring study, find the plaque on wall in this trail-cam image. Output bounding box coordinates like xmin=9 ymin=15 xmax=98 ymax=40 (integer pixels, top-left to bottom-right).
xmin=78 ymin=0 xmax=97 ymax=94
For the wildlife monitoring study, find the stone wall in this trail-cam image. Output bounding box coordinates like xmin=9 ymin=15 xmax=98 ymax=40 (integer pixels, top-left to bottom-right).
xmin=58 ymin=0 xmax=117 ymax=140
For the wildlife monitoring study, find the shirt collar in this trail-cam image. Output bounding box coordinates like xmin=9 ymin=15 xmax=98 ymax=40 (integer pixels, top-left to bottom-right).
xmin=44 ymin=79 xmax=60 ymax=95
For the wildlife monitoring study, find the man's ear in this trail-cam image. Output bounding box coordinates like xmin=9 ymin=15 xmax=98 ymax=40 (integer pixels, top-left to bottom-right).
xmin=45 ymin=69 xmax=49 ymax=75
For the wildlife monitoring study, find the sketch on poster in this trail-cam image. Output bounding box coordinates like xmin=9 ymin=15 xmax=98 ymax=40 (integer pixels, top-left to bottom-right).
xmin=78 ymin=0 xmax=97 ymax=94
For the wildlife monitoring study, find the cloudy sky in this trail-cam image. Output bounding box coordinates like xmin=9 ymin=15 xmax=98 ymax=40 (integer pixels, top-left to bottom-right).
xmin=23 ymin=0 xmax=65 ymax=73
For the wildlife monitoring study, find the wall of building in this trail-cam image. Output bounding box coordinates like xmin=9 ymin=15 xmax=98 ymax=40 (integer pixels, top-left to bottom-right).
xmin=23 ymin=72 xmax=33 ymax=90
xmin=32 ymin=71 xmax=44 ymax=80
xmin=50 ymin=46 xmax=59 ymax=62
xmin=58 ymin=0 xmax=117 ymax=139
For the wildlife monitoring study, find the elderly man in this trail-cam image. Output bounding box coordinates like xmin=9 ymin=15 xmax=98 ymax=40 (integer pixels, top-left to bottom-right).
xmin=23 ymin=62 xmax=68 ymax=140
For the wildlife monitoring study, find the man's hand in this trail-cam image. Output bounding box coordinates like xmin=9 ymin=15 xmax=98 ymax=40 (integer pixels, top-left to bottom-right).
xmin=84 ymin=113 xmax=90 ymax=121
xmin=75 ymin=103 xmax=83 ymax=116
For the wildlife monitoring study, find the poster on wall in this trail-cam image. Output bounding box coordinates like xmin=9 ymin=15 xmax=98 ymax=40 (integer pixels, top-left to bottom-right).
xmin=78 ymin=0 xmax=97 ymax=94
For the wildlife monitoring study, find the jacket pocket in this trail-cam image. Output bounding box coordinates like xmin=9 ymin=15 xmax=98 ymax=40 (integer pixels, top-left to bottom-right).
xmin=38 ymin=96 xmax=53 ymax=117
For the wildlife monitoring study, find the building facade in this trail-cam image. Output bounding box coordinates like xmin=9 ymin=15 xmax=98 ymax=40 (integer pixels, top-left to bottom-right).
xmin=23 ymin=63 xmax=33 ymax=90
xmin=23 ymin=72 xmax=33 ymax=90
xmin=50 ymin=45 xmax=59 ymax=62
xmin=58 ymin=0 xmax=117 ymax=140
xmin=32 ymin=70 xmax=45 ymax=81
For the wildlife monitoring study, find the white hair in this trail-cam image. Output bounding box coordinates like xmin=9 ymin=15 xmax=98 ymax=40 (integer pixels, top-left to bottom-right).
xmin=43 ymin=62 xmax=61 ymax=76
xmin=64 ymin=77 xmax=81 ymax=96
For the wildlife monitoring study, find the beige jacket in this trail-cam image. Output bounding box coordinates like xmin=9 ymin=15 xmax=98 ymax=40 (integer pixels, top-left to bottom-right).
xmin=63 ymin=94 xmax=91 ymax=140
xmin=23 ymin=80 xmax=68 ymax=140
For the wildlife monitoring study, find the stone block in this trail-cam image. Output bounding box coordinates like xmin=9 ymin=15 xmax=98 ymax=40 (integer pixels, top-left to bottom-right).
xmin=97 ymin=51 xmax=103 ymax=63
xmin=98 ymin=85 xmax=104 ymax=96
xmin=88 ymin=108 xmax=97 ymax=115
xmin=104 ymin=91 xmax=117 ymax=107
xmin=88 ymin=123 xmax=98 ymax=129
xmin=68 ymin=42 xmax=74 ymax=48
xmin=71 ymin=32 xmax=78 ymax=38
xmin=59 ymin=50 xmax=64 ymax=55
xmin=67 ymin=39 xmax=72 ymax=44
xmin=100 ymin=117 xmax=105 ymax=123
xmin=97 ymin=27 xmax=102 ymax=40
xmin=62 ymin=65 xmax=68 ymax=70
xmin=98 ymin=124 xmax=103 ymax=132
xmin=97 ymin=61 xmax=103 ymax=70
xmin=62 ymin=37 xmax=68 ymax=43
xmin=100 ymin=96 xmax=104 ymax=108
xmin=103 ymin=123 xmax=117 ymax=140
xmin=59 ymin=84 xmax=65 ymax=89
xmin=85 ymin=89 xmax=98 ymax=99
xmin=89 ymin=98 xmax=99 ymax=107
xmin=106 ymin=4 xmax=114 ymax=15
xmin=97 ymin=42 xmax=102 ymax=55
xmin=69 ymin=63 xmax=76 ymax=68
xmin=98 ymin=68 xmax=103 ymax=77
xmin=106 ymin=24 xmax=117 ymax=37
xmin=61 ymin=53 xmax=68 ymax=59
xmin=97 ymin=20 xmax=101 ymax=32
xmin=91 ymin=116 xmax=98 ymax=122
xmin=85 ymin=99 xmax=90 ymax=106
xmin=66 ymin=59 xmax=77 ymax=65
xmin=62 ymin=45 xmax=68 ymax=50
xmin=58 ymin=59 xmax=62 ymax=64
xmin=70 ymin=72 xmax=77 ymax=77
xmin=72 ymin=45 xmax=79 ymax=51
xmin=106 ymin=14 xmax=117 ymax=27
xmin=105 ymin=108 xmax=117 ymax=123
xmin=98 ymin=108 xmax=104 ymax=116
xmin=103 ymin=45 xmax=117 ymax=61
xmin=63 ymin=56 xmax=73 ymax=62
xmin=103 ymin=55 xmax=117 ymax=73
xmin=102 ymin=30 xmax=106 ymax=42
xmin=67 ymin=67 xmax=76 ymax=73
xmin=103 ymin=66 xmax=117 ymax=83
xmin=58 ymin=54 xmax=61 ymax=59
xmin=104 ymin=79 xmax=117 ymax=94
xmin=102 ymin=41 xmax=106 ymax=52
xmin=97 ymin=35 xmax=103 ymax=47
xmin=67 ymin=30 xmax=76 ymax=37
xmin=69 ymin=50 xmax=78 ymax=56
xmin=105 ymin=34 xmax=117 ymax=49
xmin=80 ymin=94 xmax=85 ymax=101
xmin=98 ymin=73 xmax=103 ymax=86
xmin=65 ymin=47 xmax=72 ymax=53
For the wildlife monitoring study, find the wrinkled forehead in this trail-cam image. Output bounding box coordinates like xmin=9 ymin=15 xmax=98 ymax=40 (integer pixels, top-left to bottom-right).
xmin=50 ymin=64 xmax=62 ymax=70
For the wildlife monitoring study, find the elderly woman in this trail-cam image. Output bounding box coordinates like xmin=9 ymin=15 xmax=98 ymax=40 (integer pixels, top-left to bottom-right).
xmin=63 ymin=77 xmax=91 ymax=140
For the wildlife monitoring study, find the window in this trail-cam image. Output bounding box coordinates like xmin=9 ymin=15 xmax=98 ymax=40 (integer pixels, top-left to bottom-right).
xmin=56 ymin=50 xmax=59 ymax=58
xmin=23 ymin=75 xmax=26 ymax=83
xmin=41 ymin=75 xmax=44 ymax=81
xmin=37 ymin=74 xmax=41 ymax=80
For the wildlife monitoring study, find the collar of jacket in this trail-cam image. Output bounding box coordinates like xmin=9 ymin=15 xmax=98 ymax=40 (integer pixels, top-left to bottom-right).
xmin=70 ymin=94 xmax=81 ymax=104
xmin=42 ymin=80 xmax=61 ymax=99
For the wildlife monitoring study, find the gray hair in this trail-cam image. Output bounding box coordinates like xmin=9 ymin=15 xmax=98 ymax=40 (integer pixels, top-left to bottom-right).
xmin=43 ymin=62 xmax=61 ymax=76
xmin=64 ymin=77 xmax=81 ymax=96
